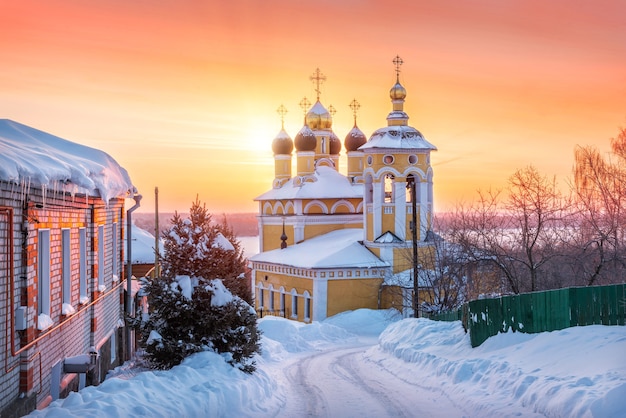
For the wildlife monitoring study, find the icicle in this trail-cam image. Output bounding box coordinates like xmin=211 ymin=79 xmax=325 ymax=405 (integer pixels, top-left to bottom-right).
xmin=53 ymin=180 xmax=58 ymax=203
xmin=20 ymin=178 xmax=26 ymax=204
xmin=42 ymin=183 xmax=46 ymax=208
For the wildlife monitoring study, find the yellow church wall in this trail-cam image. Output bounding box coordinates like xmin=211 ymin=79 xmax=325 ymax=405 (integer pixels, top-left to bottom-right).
xmin=392 ymin=246 xmax=413 ymax=274
xmin=389 ymin=245 xmax=436 ymax=273
xmin=404 ymin=206 xmax=421 ymax=241
xmin=380 ymin=286 xmax=404 ymax=312
xmin=366 ymin=209 xmax=374 ymax=241
xmin=261 ymin=223 xmax=294 ymax=252
xmin=381 ymin=210 xmax=395 ymax=235
xmin=379 ymin=286 xmax=434 ymax=314
xmin=254 ymin=270 xmax=313 ymax=321
xmin=326 ymin=278 xmax=384 ymax=317
xmin=302 ymin=222 xmax=359 ymax=241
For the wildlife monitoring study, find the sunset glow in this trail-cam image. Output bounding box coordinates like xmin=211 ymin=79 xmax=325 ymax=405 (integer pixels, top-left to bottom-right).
xmin=1 ymin=0 xmax=624 ymax=214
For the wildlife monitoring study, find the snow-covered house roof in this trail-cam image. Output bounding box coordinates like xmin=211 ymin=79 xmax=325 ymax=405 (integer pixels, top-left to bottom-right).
xmin=250 ymin=229 xmax=389 ymax=269
xmin=0 ymin=119 xmax=135 ymax=202
xmin=255 ymin=166 xmax=362 ymax=201
xmin=124 ymin=223 xmax=164 ymax=264
xmin=359 ymin=125 xmax=437 ymax=151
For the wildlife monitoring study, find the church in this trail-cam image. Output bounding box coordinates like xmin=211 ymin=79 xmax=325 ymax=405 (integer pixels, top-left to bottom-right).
xmin=249 ymin=57 xmax=437 ymax=321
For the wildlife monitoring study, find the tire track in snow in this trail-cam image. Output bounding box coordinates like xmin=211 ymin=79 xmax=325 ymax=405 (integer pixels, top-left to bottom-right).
xmin=330 ymin=348 xmax=413 ymax=418
xmin=283 ymin=351 xmax=330 ymax=417
xmin=275 ymin=343 xmax=473 ymax=418
xmin=278 ymin=345 xmax=414 ymax=417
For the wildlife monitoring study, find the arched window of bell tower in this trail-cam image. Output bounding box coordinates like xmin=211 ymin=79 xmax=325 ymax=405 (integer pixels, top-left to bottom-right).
xmin=406 ymin=174 xmax=416 ymax=203
xmin=384 ymin=174 xmax=394 ymax=203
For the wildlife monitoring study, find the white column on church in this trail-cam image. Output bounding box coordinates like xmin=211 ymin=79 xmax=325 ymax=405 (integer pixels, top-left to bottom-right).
xmin=372 ymin=179 xmax=383 ymax=238
xmin=313 ymin=278 xmax=328 ymax=321
xmin=420 ymin=179 xmax=429 ymax=239
xmin=394 ymin=181 xmax=406 ymax=240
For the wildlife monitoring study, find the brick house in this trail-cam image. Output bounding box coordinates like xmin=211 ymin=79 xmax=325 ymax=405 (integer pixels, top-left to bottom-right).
xmin=0 ymin=120 xmax=138 ymax=416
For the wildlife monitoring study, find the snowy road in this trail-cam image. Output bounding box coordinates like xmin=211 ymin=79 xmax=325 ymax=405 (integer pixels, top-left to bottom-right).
xmin=273 ymin=340 xmax=469 ymax=418
xmin=29 ymin=311 xmax=624 ymax=418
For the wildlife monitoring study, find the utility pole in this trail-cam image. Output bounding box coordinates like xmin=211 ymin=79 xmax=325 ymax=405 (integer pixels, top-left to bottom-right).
xmin=154 ymin=187 xmax=160 ymax=278
xmin=410 ymin=177 xmax=419 ymax=318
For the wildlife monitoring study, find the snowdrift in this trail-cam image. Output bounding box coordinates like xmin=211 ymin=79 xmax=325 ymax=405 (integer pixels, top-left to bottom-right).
xmin=27 ymin=310 xmax=625 ymax=418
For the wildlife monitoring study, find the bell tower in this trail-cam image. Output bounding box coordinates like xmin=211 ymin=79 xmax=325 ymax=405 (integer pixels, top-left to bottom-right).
xmin=359 ymin=56 xmax=437 ymax=272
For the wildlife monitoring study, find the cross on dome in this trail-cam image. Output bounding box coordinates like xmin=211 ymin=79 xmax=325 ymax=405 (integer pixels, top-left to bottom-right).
xmin=393 ymin=55 xmax=403 ymax=81
xmin=299 ymin=97 xmax=311 ymax=116
xmin=276 ymin=104 xmax=288 ymax=129
xmin=310 ymin=68 xmax=326 ymax=101
xmin=328 ymin=104 xmax=336 ymax=117
xmin=349 ymin=98 xmax=361 ymax=126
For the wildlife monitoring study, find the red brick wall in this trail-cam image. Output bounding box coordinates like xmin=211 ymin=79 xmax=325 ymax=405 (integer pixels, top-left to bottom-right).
xmin=0 ymin=180 xmax=127 ymax=414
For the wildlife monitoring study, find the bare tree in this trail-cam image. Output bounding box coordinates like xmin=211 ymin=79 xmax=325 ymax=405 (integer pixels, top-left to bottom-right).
xmin=505 ymin=166 xmax=571 ymax=291
xmin=447 ymin=166 xmax=570 ymax=294
xmin=571 ymin=127 xmax=626 ymax=285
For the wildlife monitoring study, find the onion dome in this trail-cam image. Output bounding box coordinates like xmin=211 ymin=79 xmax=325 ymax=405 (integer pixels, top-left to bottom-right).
xmin=271 ymin=128 xmax=293 ymax=155
xmin=329 ymin=131 xmax=341 ymax=155
xmin=305 ymin=100 xmax=332 ymax=130
xmin=344 ymin=126 xmax=367 ymax=151
xmin=389 ymin=81 xmax=407 ymax=100
xmin=294 ymin=125 xmax=317 ymax=151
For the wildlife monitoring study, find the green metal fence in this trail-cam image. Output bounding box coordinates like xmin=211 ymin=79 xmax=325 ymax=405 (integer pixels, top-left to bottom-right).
xmin=429 ymin=284 xmax=626 ymax=347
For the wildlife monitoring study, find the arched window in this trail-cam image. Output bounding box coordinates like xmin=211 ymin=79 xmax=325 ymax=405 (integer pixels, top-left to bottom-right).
xmin=279 ymin=286 xmax=286 ymax=316
xmin=268 ymin=284 xmax=275 ymax=312
xmin=384 ymin=174 xmax=394 ymax=203
xmin=406 ymin=174 xmax=416 ymax=203
xmin=257 ymin=282 xmax=264 ymax=309
xmin=291 ymin=289 xmax=298 ymax=319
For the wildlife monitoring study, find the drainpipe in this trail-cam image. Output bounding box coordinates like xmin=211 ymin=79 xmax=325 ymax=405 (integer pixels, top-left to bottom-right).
xmin=125 ymin=193 xmax=142 ymax=360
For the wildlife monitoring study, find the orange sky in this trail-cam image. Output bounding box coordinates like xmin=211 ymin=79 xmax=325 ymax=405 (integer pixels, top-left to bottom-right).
xmin=1 ymin=0 xmax=625 ymax=214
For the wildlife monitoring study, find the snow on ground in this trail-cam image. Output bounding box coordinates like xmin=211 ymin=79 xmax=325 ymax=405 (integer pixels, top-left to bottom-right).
xmin=27 ymin=310 xmax=625 ymax=418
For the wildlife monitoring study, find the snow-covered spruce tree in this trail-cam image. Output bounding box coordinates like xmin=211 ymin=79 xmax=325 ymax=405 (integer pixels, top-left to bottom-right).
xmin=137 ymin=275 xmax=260 ymax=373
xmin=161 ymin=197 xmax=251 ymax=303
xmin=133 ymin=197 xmax=260 ymax=372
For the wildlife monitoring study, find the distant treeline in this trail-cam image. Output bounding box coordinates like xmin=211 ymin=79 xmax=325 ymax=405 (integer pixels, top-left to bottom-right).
xmin=134 ymin=212 xmax=258 ymax=237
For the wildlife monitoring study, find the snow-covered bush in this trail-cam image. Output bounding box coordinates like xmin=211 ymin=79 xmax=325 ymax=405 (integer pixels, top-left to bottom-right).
xmin=134 ymin=275 xmax=261 ymax=373
xmin=161 ymin=197 xmax=250 ymax=302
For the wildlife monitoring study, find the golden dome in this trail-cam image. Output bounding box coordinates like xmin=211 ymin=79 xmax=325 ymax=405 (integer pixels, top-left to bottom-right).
xmin=389 ymin=81 xmax=407 ymax=100
xmin=305 ymin=100 xmax=332 ymax=130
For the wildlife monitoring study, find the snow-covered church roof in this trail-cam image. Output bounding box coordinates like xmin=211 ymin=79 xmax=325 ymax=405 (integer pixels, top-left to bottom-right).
xmin=250 ymin=228 xmax=389 ymax=269
xmin=0 ymin=119 xmax=135 ymax=202
xmin=359 ymin=125 xmax=437 ymax=151
xmin=255 ymin=165 xmax=362 ymax=201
